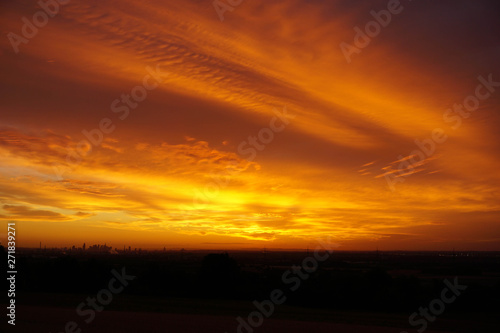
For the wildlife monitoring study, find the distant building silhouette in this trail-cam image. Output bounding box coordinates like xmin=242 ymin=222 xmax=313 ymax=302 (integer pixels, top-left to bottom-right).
xmin=87 ymin=243 xmax=112 ymax=253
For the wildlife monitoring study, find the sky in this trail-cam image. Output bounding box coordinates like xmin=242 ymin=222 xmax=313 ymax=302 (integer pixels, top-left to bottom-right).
xmin=0 ymin=0 xmax=499 ymax=251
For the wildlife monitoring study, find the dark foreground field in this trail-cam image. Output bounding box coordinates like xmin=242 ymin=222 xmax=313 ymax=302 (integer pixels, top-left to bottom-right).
xmin=6 ymin=295 xmax=499 ymax=333
xmin=6 ymin=305 xmax=462 ymax=333
xmin=3 ymin=249 xmax=500 ymax=332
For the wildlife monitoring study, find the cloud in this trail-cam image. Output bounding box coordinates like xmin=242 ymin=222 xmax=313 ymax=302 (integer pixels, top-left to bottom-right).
xmin=0 ymin=205 xmax=92 ymax=221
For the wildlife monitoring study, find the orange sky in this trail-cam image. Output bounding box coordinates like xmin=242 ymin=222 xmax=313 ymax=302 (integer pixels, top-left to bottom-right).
xmin=1 ymin=0 xmax=499 ymax=250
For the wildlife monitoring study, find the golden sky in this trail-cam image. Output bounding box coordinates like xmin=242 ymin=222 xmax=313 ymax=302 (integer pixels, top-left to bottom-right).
xmin=1 ymin=0 xmax=499 ymax=250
